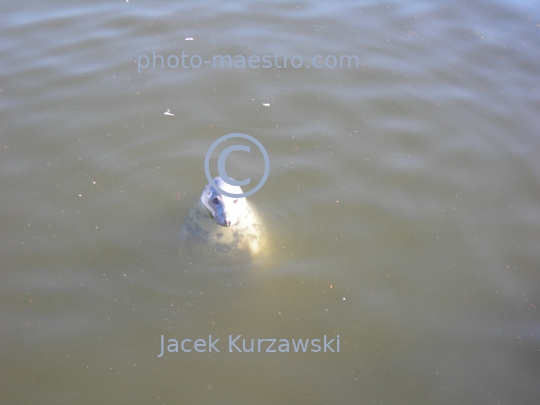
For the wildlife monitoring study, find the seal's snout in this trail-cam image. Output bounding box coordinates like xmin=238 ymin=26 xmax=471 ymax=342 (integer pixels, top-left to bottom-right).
xmin=212 ymin=211 xmax=235 ymax=227
xmin=218 ymin=218 xmax=232 ymax=227
xmin=217 ymin=216 xmax=236 ymax=227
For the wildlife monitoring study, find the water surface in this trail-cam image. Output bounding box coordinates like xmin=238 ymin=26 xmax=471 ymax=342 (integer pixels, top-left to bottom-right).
xmin=1 ymin=1 xmax=539 ymax=404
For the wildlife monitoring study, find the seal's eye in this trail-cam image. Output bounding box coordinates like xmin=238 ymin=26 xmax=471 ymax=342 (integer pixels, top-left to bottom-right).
xmin=212 ymin=198 xmax=219 ymax=205
xmin=233 ymin=199 xmax=238 ymax=204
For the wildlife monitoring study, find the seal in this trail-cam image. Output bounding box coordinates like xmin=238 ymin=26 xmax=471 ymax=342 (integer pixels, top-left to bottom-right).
xmin=179 ymin=177 xmax=266 ymax=267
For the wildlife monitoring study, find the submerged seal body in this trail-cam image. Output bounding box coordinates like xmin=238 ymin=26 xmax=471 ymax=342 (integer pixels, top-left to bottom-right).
xmin=179 ymin=177 xmax=266 ymax=267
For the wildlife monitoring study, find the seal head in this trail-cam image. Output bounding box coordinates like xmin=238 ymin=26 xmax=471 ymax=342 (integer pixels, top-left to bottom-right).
xmin=201 ymin=177 xmax=246 ymax=227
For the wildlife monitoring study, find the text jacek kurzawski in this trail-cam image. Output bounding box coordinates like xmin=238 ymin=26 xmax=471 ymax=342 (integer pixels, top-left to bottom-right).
xmin=158 ymin=334 xmax=340 ymax=357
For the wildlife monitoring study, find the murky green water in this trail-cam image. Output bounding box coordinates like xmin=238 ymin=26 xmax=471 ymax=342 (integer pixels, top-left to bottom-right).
xmin=1 ymin=1 xmax=539 ymax=404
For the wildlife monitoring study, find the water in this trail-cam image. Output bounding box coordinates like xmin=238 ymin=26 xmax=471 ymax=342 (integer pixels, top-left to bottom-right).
xmin=1 ymin=1 xmax=539 ymax=404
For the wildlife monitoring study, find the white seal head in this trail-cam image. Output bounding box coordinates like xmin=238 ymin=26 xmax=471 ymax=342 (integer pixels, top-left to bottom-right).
xmin=179 ymin=176 xmax=267 ymax=269
xmin=201 ymin=177 xmax=245 ymax=227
